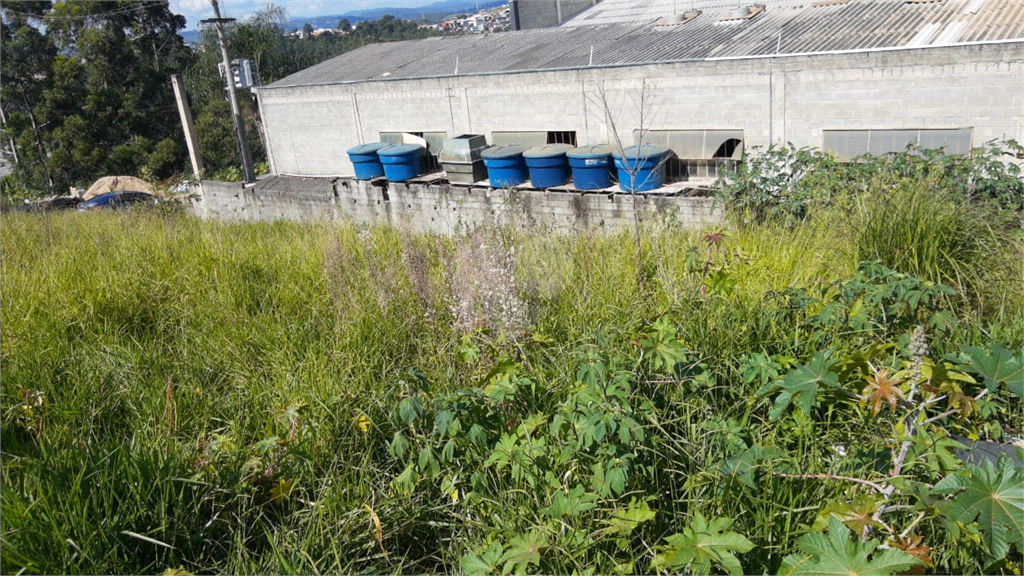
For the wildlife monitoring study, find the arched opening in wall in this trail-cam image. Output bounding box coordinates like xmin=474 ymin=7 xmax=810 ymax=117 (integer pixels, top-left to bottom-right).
xmin=713 ymin=138 xmax=742 ymax=159
xmin=635 ymin=129 xmax=744 ymax=181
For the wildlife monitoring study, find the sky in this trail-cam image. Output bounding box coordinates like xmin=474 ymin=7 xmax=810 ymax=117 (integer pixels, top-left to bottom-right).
xmin=170 ymin=0 xmax=429 ymax=30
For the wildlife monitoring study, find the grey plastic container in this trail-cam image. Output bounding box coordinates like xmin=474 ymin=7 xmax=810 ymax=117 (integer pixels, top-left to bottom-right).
xmin=439 ymin=134 xmax=490 ymax=183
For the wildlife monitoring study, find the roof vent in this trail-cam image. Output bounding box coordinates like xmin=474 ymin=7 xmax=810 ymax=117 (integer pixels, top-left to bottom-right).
xmin=719 ymin=4 xmax=764 ymax=21
xmin=654 ymin=10 xmax=701 ymax=26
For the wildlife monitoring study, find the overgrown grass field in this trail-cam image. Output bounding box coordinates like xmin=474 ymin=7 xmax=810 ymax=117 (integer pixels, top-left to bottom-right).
xmin=2 ymin=152 xmax=1022 ymax=575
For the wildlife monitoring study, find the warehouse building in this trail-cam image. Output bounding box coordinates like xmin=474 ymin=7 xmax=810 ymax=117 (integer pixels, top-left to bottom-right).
xmin=253 ymin=0 xmax=1023 ymax=181
xmin=511 ymin=0 xmax=598 ymax=29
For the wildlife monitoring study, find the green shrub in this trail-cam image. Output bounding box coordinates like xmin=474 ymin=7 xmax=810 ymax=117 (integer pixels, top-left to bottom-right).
xmin=719 ymin=140 xmax=1024 ymax=225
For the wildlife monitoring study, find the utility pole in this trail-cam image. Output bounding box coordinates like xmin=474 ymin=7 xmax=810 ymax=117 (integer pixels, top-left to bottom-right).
xmin=171 ymin=74 xmax=204 ymax=180
xmin=201 ymin=0 xmax=255 ymax=183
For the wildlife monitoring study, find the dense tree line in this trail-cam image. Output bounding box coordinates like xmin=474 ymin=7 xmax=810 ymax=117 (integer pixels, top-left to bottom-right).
xmin=1 ymin=0 xmax=190 ymax=195
xmin=0 ymin=2 xmax=440 ymax=196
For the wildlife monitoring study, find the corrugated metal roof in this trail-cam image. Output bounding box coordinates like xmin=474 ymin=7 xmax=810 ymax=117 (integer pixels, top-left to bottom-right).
xmin=264 ymin=0 xmax=1024 ymax=89
xmin=564 ymin=0 xmax=813 ymax=26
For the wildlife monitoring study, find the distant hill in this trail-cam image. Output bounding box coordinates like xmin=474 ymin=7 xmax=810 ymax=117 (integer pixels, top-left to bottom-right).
xmin=181 ymin=30 xmax=203 ymax=44
xmin=315 ymin=0 xmax=506 ymax=24
xmin=180 ymin=0 xmax=505 ymax=41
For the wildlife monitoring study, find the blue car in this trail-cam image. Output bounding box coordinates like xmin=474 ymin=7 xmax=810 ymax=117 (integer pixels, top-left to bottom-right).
xmin=77 ymin=191 xmax=158 ymax=211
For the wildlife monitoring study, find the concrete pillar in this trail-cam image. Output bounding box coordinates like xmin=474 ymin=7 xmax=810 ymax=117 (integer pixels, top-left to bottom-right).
xmin=171 ymin=74 xmax=204 ymax=179
xmin=770 ymin=61 xmax=787 ymax=145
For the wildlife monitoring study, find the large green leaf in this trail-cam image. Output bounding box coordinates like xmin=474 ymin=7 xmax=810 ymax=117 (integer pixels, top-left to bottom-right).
xmin=779 ymin=516 xmax=921 ymax=576
xmin=540 ymin=485 xmax=598 ymax=519
xmin=640 ymin=316 xmax=687 ymax=373
xmin=833 ymin=343 xmax=896 ymax=383
xmin=758 ymin=351 xmax=840 ymax=421
xmin=605 ymin=498 xmax=657 ymax=536
xmin=397 ymin=395 xmax=422 ymax=425
xmin=716 ymin=444 xmax=785 ymax=488
xmin=959 ymin=345 xmax=1023 ymax=397
xmin=933 ymin=456 xmax=1024 ymax=561
xmin=652 ymin=514 xmax=753 ymax=575
xmin=462 ymin=542 xmax=504 ymax=576
xmin=498 ymin=530 xmax=548 ymax=575
xmin=812 ymin=495 xmax=886 ymax=534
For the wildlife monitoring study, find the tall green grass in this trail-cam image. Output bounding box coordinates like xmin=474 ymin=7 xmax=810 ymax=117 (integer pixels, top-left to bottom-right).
xmin=849 ymin=175 xmax=1017 ymax=314
xmin=1 ymin=200 xmax=1020 ymax=574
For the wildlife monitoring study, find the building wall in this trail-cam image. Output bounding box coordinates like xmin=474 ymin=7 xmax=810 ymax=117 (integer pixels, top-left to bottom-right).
xmin=194 ymin=178 xmax=723 ymax=234
xmin=515 ymin=0 xmax=599 ymax=29
xmin=256 ymin=42 xmax=1024 ymax=177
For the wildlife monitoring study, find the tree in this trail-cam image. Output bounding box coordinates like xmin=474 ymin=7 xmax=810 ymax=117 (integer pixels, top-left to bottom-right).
xmin=302 ymin=22 xmax=314 ymax=37
xmin=337 ymin=17 xmax=352 ymax=32
xmin=0 ymin=19 xmax=58 ymax=193
xmin=0 ymin=0 xmax=193 ymax=195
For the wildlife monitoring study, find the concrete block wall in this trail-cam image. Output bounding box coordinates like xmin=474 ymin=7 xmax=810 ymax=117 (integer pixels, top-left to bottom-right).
xmin=779 ymin=44 xmax=1024 ymax=150
xmin=257 ymin=42 xmax=1024 ymax=177
xmin=246 ymin=186 xmax=338 ymax=222
xmin=195 ymin=178 xmax=723 ymax=234
xmin=377 ymin=182 xmax=720 ymax=234
xmin=333 ymin=177 xmax=391 ymax=224
xmin=195 ymin=180 xmax=247 ymax=221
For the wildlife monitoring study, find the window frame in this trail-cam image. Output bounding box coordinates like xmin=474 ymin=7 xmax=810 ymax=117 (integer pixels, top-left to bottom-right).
xmin=490 ymin=131 xmax=578 ymax=147
xmin=822 ymin=128 xmax=974 ymax=161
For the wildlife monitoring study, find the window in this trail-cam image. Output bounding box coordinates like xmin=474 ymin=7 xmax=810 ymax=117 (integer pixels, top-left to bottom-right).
xmin=380 ymin=131 xmax=447 ymax=172
xmin=491 ymin=131 xmax=577 ymax=147
xmin=822 ymin=128 xmax=973 ymax=161
xmin=636 ymin=129 xmax=744 ymax=180
xmin=713 ymin=138 xmax=742 ymax=158
xmin=547 ymin=131 xmax=577 ymax=146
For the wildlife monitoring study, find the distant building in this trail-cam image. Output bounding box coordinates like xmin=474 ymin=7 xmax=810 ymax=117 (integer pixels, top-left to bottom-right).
xmin=511 ymin=0 xmax=597 ymax=29
xmin=253 ymin=0 xmax=1024 ymax=179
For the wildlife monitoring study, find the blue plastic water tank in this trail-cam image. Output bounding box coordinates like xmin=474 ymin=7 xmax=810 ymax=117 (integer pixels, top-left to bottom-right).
xmin=523 ymin=144 xmax=574 ymax=188
xmin=613 ymin=144 xmax=672 ymax=192
xmin=567 ymin=145 xmax=616 ymax=190
xmin=481 ymin=145 xmax=529 ymax=188
xmin=346 ymin=142 xmax=391 ymax=180
xmin=378 ymin=144 xmax=424 ymax=182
